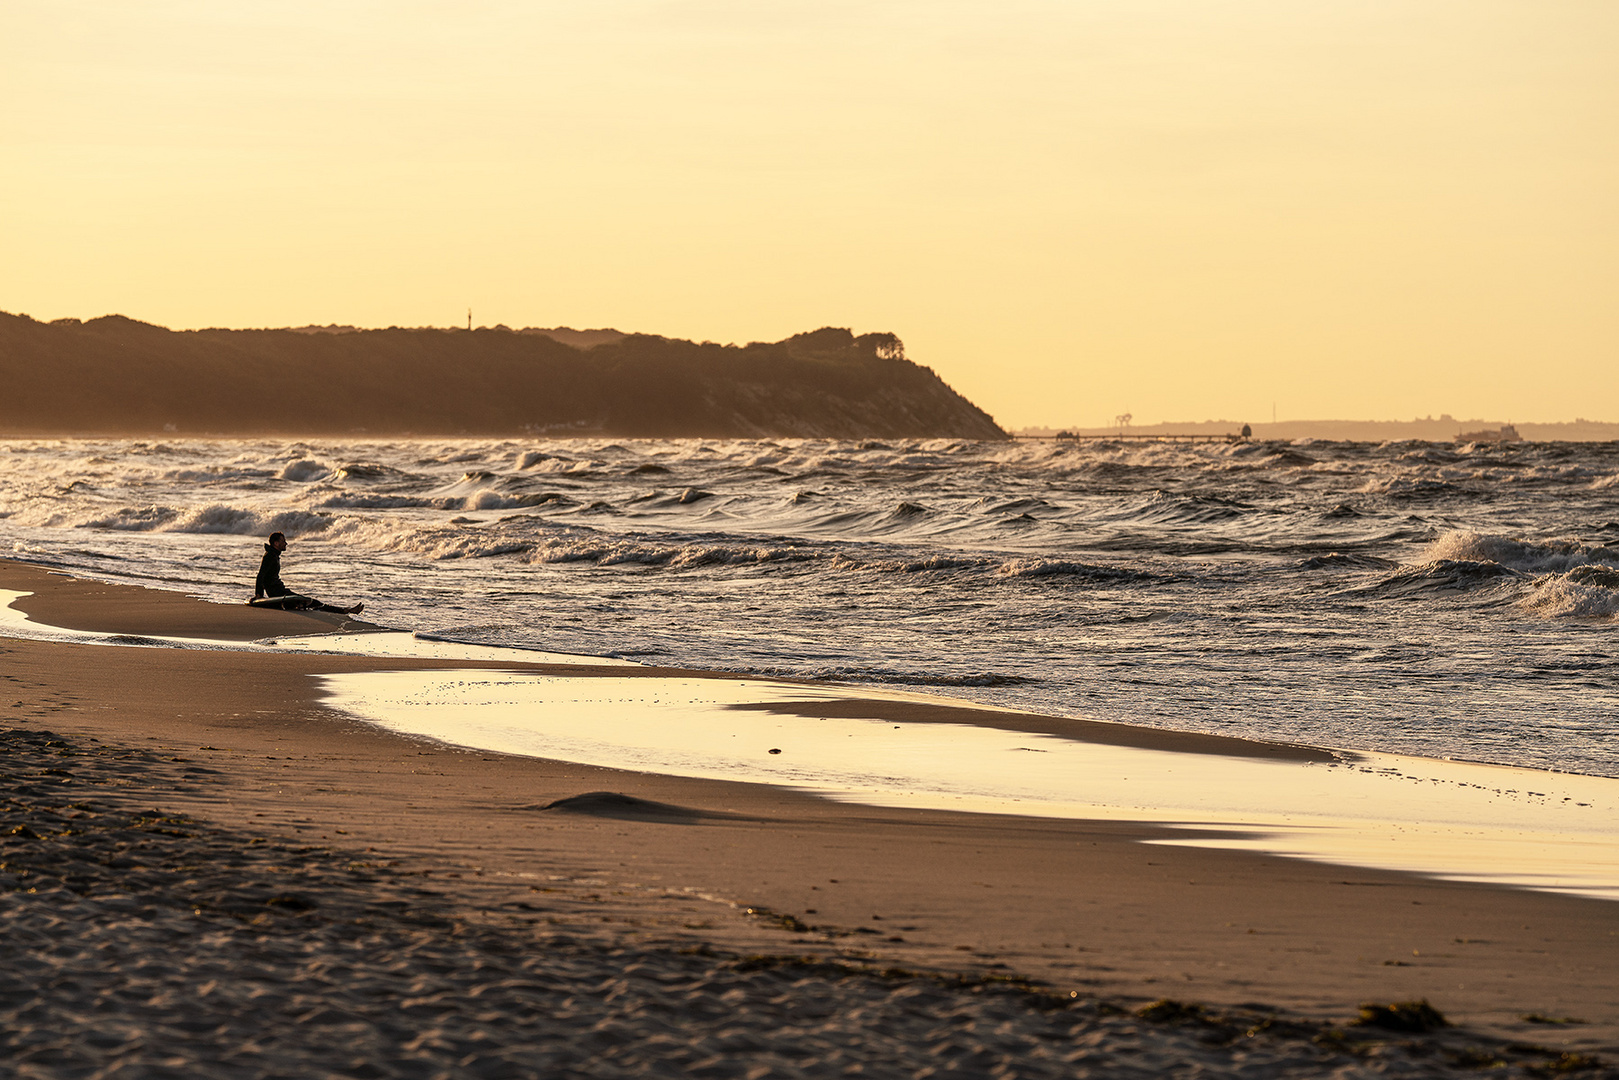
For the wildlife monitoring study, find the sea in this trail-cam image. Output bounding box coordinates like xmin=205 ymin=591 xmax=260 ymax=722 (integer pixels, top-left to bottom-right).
xmin=3 ymin=435 xmax=1617 ymax=779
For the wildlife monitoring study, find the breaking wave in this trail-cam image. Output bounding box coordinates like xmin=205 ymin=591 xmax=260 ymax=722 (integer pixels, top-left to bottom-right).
xmin=167 ymin=505 xmax=336 ymax=536
xmin=1354 ymin=559 xmax=1524 ymax=599
xmin=997 ymin=558 xmax=1146 ymax=581
xmin=1425 ymin=530 xmax=1619 ymax=575
xmin=1346 ymin=531 xmax=1619 ymax=618
xmin=1357 ymin=477 xmax=1463 ymax=498
xmin=317 ymin=494 xmax=452 ymax=510
xmin=464 ymin=491 xmax=574 ymax=511
xmin=1520 ymin=565 xmax=1619 ymax=619
xmin=278 ymin=459 xmax=331 ymax=482
xmin=81 ymin=507 xmax=181 ymax=530
xmin=76 ymin=504 xmax=335 ymax=536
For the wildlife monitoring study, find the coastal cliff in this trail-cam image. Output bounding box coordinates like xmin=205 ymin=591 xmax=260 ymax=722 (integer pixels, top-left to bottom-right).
xmin=0 ymin=314 xmax=1006 ymax=440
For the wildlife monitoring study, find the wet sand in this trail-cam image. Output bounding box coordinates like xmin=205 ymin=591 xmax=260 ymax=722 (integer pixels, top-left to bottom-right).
xmin=3 ymin=558 xmax=1617 ymax=1075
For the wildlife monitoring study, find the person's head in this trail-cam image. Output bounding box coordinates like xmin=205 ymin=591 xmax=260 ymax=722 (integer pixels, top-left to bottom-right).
xmin=268 ymin=531 xmax=287 ymax=551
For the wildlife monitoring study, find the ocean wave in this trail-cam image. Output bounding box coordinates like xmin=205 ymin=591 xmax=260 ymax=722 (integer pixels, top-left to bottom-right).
xmin=317 ymin=494 xmax=453 ymax=510
xmin=1395 ymin=448 xmax=1460 ymax=466
xmin=426 ymin=472 xmax=519 ymax=498
xmin=535 ymin=538 xmax=812 ymax=570
xmin=828 ymin=553 xmax=986 ymax=574
xmin=1251 ymin=448 xmax=1318 ymax=467
xmin=445 ymin=538 xmax=539 ymax=559
xmin=80 ymin=503 xmax=337 ymax=536
xmin=1356 ymin=476 xmax=1462 ymax=497
xmin=1124 ymin=492 xmax=1251 ymax=524
xmin=161 ymin=467 xmax=276 ymax=484
xmin=80 ymin=506 xmax=181 ymax=530
xmin=465 ymin=490 xmax=573 ymax=511
xmin=624 ymin=488 xmax=718 ymax=508
xmin=347 ymin=517 xmax=1134 ymax=581
xmin=351 ymin=521 xmax=819 ymax=569
xmin=1295 ymin=552 xmax=1396 ymax=571
xmin=1520 ymin=565 xmax=1619 ymax=619
xmin=514 ymin=454 xmax=599 ymax=474
xmin=974 ymin=497 xmax=1053 ymax=515
xmin=278 ymin=459 xmax=331 ymax=482
xmin=165 ymin=505 xmax=336 ymax=536
xmin=1425 ymin=530 xmax=1619 ymax=575
xmin=332 ymin=463 xmax=414 ymax=483
xmin=1351 ymin=558 xmax=1525 ymax=599
xmin=1500 ymin=464 xmax=1607 ymax=484
xmin=998 ymin=558 xmax=1143 ymax=581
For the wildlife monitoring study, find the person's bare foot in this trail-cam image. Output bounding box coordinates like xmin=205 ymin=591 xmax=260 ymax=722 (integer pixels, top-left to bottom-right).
xmin=346 ymin=603 xmax=364 ymax=615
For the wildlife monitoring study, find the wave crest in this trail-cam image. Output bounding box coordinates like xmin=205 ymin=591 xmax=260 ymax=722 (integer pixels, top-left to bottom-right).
xmin=1357 ymin=477 xmax=1461 ymax=498
xmin=1521 ymin=565 xmax=1619 ymax=618
xmin=80 ymin=506 xmax=180 ymax=530
xmin=1425 ymin=530 xmax=1619 ymax=575
xmin=279 ymin=459 xmax=330 ymax=482
xmin=998 ymin=558 xmax=1142 ymax=581
xmin=466 ymin=490 xmax=573 ymax=511
xmin=168 ymin=505 xmax=335 ymax=536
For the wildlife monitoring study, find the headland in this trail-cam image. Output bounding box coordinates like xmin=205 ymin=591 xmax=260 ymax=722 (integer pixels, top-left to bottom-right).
xmin=0 ymin=314 xmax=1005 ymax=440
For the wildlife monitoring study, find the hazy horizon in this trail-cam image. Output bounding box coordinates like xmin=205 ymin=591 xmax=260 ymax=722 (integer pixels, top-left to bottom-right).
xmin=1019 ymin=416 xmax=1619 ymax=436
xmin=5 ymin=2 xmax=1616 ymax=429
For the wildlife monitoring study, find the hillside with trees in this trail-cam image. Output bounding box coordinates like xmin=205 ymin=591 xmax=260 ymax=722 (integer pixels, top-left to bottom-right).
xmin=0 ymin=314 xmax=1005 ymax=440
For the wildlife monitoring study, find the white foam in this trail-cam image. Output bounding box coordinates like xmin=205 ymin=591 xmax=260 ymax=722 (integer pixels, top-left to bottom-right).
xmin=269 ymin=632 xmax=638 ymax=666
xmin=1520 ymin=567 xmax=1619 ymax=619
xmin=168 ymin=504 xmax=336 ymax=536
xmin=1426 ymin=529 xmax=1616 ymax=574
xmin=279 ymin=459 xmax=331 ymax=482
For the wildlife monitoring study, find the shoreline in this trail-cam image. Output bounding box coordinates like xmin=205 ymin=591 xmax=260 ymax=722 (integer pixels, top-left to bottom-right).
xmin=3 ymin=557 xmax=1618 ymax=1062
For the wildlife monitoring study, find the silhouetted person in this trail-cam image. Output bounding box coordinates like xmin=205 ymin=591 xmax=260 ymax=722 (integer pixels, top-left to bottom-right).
xmin=252 ymin=531 xmax=363 ymax=615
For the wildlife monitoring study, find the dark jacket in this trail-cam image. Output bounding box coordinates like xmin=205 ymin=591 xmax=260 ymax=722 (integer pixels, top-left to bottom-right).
xmin=255 ymin=544 xmax=289 ymax=599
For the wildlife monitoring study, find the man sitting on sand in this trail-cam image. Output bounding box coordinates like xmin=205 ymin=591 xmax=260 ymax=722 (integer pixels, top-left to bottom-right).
xmin=252 ymin=532 xmax=364 ymax=615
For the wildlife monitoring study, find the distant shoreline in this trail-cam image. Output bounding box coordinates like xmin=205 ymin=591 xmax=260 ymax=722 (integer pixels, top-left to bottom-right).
xmin=1021 ymin=418 xmax=1619 ymax=442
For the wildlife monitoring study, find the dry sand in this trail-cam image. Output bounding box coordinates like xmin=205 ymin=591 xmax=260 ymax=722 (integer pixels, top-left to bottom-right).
xmin=2 ymin=558 xmax=1616 ymax=1077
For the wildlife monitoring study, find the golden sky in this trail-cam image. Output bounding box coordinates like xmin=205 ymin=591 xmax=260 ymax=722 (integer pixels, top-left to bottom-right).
xmin=5 ymin=1 xmax=1616 ymax=428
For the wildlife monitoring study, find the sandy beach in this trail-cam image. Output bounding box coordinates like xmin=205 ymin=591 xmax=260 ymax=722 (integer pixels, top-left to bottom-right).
xmin=3 ymin=558 xmax=1616 ymax=1077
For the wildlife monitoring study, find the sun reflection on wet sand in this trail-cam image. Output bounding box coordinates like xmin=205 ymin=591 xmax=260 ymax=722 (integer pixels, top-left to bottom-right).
xmin=317 ymin=670 xmax=1619 ymax=902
